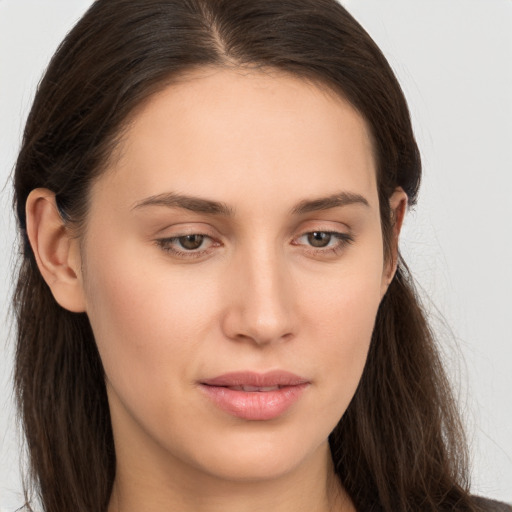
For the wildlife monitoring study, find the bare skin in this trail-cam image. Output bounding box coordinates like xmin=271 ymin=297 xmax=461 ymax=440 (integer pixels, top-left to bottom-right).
xmin=26 ymin=67 xmax=406 ymax=512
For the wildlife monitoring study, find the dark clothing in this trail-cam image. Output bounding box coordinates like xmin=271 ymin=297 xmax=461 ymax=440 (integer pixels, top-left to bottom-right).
xmin=473 ymin=496 xmax=512 ymax=511
xmin=362 ymin=497 xmax=512 ymax=511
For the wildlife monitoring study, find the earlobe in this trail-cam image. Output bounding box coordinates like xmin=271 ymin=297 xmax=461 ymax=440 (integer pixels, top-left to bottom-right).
xmin=26 ymin=189 xmax=86 ymax=313
xmin=381 ymin=187 xmax=408 ymax=293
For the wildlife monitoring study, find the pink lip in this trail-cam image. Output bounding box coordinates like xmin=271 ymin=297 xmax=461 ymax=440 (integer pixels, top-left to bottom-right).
xmin=199 ymin=371 xmax=310 ymax=421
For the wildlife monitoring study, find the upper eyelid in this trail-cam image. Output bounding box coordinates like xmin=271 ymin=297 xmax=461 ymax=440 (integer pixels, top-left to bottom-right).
xmin=151 ymin=214 xmax=352 ymax=232
xmin=154 ymin=226 xmax=352 ymax=240
xmin=292 ymin=225 xmax=353 ymax=239
xmin=153 ymin=223 xmax=220 ymax=238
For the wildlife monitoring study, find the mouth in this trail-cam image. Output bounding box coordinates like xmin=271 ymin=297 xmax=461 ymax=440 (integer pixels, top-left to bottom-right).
xmin=201 ymin=370 xmax=309 ymax=388
xmin=199 ymin=371 xmax=310 ymax=421
xmin=219 ymin=385 xmax=283 ymax=392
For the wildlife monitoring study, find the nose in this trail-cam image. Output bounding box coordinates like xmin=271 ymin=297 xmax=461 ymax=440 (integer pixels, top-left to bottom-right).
xmin=221 ymin=245 xmax=296 ymax=346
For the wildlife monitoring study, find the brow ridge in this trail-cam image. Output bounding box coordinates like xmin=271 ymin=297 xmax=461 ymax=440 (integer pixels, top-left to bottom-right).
xmin=291 ymin=192 xmax=369 ymax=215
xmin=132 ymin=192 xmax=234 ymax=216
xmin=132 ymin=190 xmax=369 ymax=216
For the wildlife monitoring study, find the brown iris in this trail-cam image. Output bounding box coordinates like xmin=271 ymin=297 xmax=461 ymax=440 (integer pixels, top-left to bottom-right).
xmin=178 ymin=234 xmax=205 ymax=250
xmin=307 ymin=232 xmax=332 ymax=248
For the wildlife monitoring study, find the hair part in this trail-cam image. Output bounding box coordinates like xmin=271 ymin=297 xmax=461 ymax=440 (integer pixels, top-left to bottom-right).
xmin=13 ymin=1 xmax=479 ymax=511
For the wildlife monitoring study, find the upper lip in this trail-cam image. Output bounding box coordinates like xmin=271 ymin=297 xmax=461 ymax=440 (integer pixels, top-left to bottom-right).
xmin=201 ymin=370 xmax=309 ymax=387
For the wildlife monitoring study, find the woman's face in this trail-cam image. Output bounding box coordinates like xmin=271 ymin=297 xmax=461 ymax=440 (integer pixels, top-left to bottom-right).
xmin=79 ymin=68 xmax=400 ymax=483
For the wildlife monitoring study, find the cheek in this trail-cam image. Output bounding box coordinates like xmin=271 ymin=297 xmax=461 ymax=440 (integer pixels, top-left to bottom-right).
xmin=297 ymin=254 xmax=384 ymax=413
xmin=81 ymin=239 xmax=220 ymax=405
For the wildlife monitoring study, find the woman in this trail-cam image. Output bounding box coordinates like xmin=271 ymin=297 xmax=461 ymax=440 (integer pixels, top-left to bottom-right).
xmin=11 ymin=0 xmax=511 ymax=511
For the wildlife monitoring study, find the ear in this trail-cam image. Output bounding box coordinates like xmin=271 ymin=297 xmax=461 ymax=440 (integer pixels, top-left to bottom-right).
xmin=381 ymin=187 xmax=408 ymax=294
xmin=26 ymin=189 xmax=86 ymax=313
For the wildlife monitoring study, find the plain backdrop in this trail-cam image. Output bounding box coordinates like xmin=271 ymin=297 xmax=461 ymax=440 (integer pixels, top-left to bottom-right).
xmin=1 ymin=0 xmax=511 ymax=509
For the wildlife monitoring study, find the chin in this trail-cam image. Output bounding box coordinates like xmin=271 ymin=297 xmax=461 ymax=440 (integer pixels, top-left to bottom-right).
xmin=196 ymin=451 xmax=308 ymax=483
xmin=180 ymin=426 xmax=331 ymax=484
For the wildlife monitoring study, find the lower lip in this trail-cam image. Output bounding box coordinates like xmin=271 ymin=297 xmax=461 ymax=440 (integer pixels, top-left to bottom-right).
xmin=199 ymin=384 xmax=309 ymax=421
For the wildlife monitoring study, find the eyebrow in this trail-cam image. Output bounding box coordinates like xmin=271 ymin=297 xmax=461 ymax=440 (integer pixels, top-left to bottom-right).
xmin=132 ymin=192 xmax=234 ymax=216
xmin=132 ymin=190 xmax=369 ymax=216
xmin=290 ymin=192 xmax=369 ymax=215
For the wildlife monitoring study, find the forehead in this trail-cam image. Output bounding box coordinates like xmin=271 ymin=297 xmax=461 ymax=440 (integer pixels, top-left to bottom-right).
xmin=95 ymin=67 xmax=378 ymax=212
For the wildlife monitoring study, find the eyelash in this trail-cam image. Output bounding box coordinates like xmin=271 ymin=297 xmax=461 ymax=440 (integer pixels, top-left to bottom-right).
xmin=292 ymin=231 xmax=354 ymax=256
xmin=155 ymin=231 xmax=354 ymax=259
xmin=155 ymin=234 xmax=219 ymax=259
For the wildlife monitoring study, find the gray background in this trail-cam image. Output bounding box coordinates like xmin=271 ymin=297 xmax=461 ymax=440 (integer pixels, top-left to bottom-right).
xmin=1 ymin=0 xmax=511 ymax=509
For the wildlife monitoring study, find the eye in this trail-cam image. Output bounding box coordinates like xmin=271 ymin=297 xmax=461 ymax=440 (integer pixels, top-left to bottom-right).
xmin=292 ymin=230 xmax=354 ymax=255
xmin=155 ymin=233 xmax=219 ymax=258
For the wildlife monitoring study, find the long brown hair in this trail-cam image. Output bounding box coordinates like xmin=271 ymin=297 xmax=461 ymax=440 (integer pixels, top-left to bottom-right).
xmin=13 ymin=1 xmax=479 ymax=510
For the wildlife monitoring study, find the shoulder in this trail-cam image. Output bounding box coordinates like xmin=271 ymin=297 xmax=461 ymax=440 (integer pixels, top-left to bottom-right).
xmin=473 ymin=496 xmax=512 ymax=512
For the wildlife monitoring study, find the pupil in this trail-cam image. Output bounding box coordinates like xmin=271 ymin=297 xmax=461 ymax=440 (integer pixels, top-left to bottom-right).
xmin=179 ymin=235 xmax=204 ymax=250
xmin=308 ymin=232 xmax=331 ymax=248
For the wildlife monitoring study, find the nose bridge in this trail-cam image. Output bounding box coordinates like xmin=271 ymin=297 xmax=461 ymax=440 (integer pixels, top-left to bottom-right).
xmin=223 ymin=238 xmax=295 ymax=345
